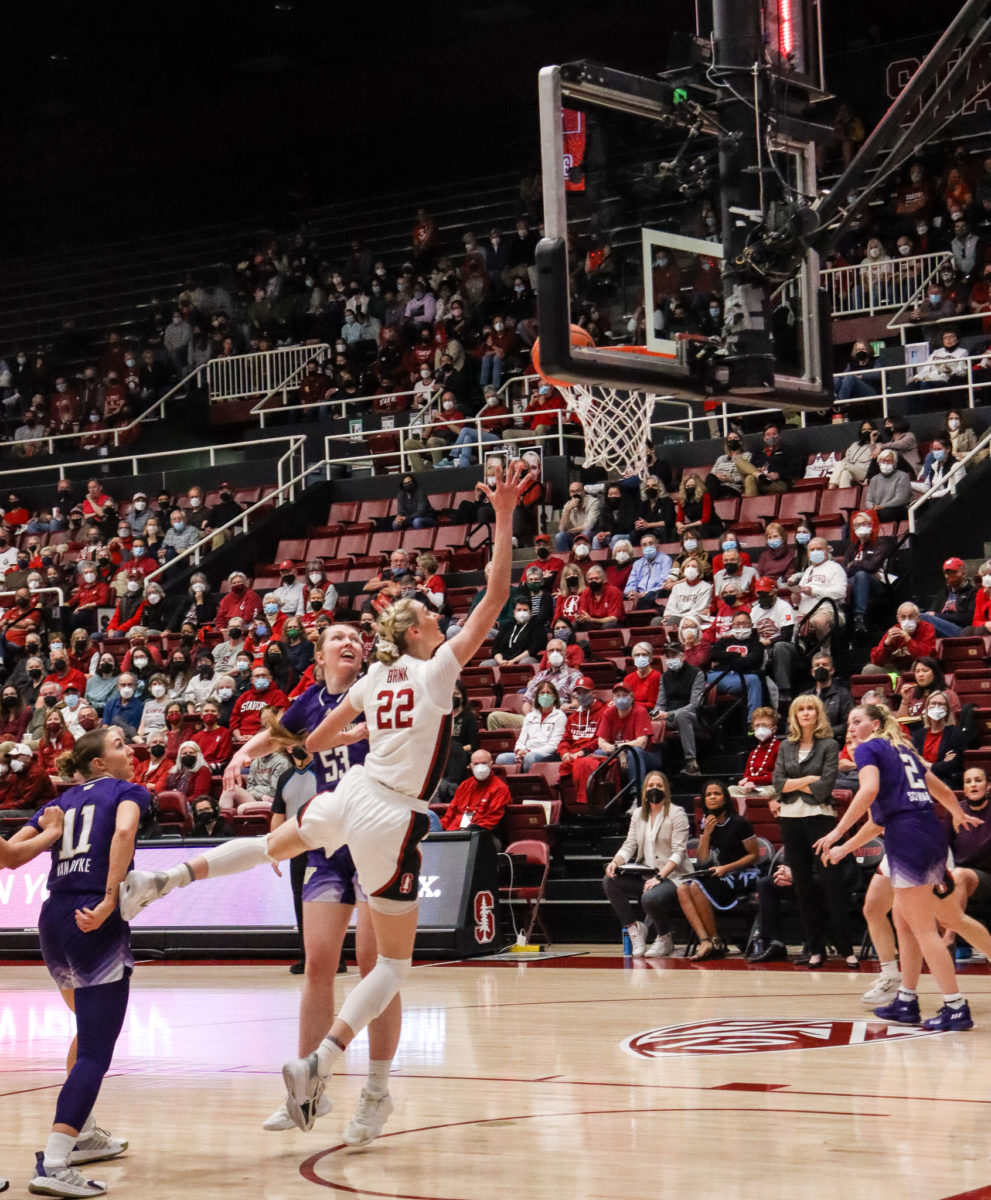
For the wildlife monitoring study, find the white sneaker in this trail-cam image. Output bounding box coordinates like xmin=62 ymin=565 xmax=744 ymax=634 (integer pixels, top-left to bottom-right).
xmin=282 ymin=1052 xmax=325 ymax=1132
xmin=628 ymin=921 xmax=648 ymax=957
xmin=68 ymin=1126 xmax=127 ymax=1165
xmin=118 ymin=869 xmax=170 ymax=921
xmin=644 ymin=933 xmax=674 ymax=958
xmin=342 ymin=1089 xmax=394 ymax=1147
xmin=862 ymin=975 xmax=900 ymax=1005
xmin=29 ymin=1153 xmax=106 ymax=1198
xmin=263 ymin=1092 xmax=333 ymax=1131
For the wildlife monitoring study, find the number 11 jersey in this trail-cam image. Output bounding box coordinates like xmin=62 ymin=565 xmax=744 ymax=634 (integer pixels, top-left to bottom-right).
xmin=348 ymin=642 xmax=462 ymax=803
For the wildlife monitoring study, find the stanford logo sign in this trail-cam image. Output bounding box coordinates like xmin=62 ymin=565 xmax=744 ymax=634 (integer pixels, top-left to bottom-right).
xmin=473 ymin=890 xmax=496 ymax=944
xmin=622 ymin=1018 xmax=937 ymax=1058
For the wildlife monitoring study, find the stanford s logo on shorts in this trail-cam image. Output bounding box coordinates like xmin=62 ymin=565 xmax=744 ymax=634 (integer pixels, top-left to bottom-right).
xmin=473 ymin=890 xmax=496 ymax=944
xmin=398 ymin=873 xmax=415 ymax=895
xmin=622 ymin=1018 xmax=938 ymax=1058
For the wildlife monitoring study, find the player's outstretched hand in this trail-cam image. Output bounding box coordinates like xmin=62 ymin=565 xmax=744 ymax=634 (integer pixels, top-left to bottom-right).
xmin=952 ymin=810 xmax=984 ymax=833
xmin=340 ymin=721 xmax=369 ymax=746
xmin=477 ymin=459 xmax=534 ymax=516
xmin=223 ymin=749 xmax=251 ymax=792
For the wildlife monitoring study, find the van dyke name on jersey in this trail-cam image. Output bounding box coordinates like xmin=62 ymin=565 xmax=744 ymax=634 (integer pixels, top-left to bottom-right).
xmin=387 ymin=667 xmax=409 ymax=684
xmin=56 ymin=856 xmax=92 ymax=878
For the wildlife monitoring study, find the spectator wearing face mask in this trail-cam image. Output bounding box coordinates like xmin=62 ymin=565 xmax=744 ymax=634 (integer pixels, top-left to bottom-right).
xmin=216 ymin=571 xmax=262 ymax=630
xmin=577 ymin=565 xmax=624 ymax=630
xmin=135 ymin=673 xmax=171 ymax=739
xmin=571 ymin=681 xmax=659 ymax=807
xmin=192 ymin=700 xmax=233 ymax=771
xmin=105 ymin=570 xmax=149 ymax=636
xmin=555 ymin=481 xmax=601 ymax=552
xmin=0 ymin=585 xmax=42 ymax=665
xmin=706 ymin=434 xmax=753 ymax=499
xmin=920 ymin=555 xmax=978 ymax=638
xmin=37 ymin=710 xmax=74 ymax=776
xmin=707 ymin=612 xmax=765 ymax=721
xmin=798 ymin=652 xmax=853 ymax=742
xmin=43 ymin=646 xmax=87 ymax=697
xmin=495 ymin=681 xmax=567 ymax=772
xmin=606 ymin=540 xmax=635 ymax=592
xmin=829 ymin=420 xmax=880 ymax=489
xmin=623 ymin=643 xmax=662 ymax=711
xmin=839 ymin=508 xmax=896 ymax=634
xmin=480 ymin=597 xmax=547 ymax=668
xmin=866 ymin=449 xmax=912 ymax=522
xmin=181 ymin=655 xmax=216 ymax=708
xmin=712 ymin=548 xmax=758 ymax=603
xmin=729 ymin=707 xmax=781 ymax=804
xmin=792 ymin=538 xmax=848 ymax=651
xmin=209 ymin=483 xmax=245 ymax=532
xmin=734 ymin=423 xmax=803 ymax=496
xmin=67 ymin=560 xmax=111 ymax=632
xmin=163 ymin=507 xmax=199 ymax=563
xmin=229 ymin=667 xmax=288 ymax=744
xmin=392 ymin=475 xmax=437 ymax=530
xmin=910 ymin=691 xmax=967 ymax=789
xmin=0 ymin=742 xmax=54 ymax=813
xmin=85 ymin=652 xmax=122 ymax=714
xmin=623 ymin=536 xmax=674 ymax=609
xmin=835 ymin=341 xmax=883 ymax=402
xmin=593 ymin=485 xmax=639 ymax=550
xmin=552 ymin=565 xmax=586 ymax=627
xmin=440 ymin=749 xmax=511 ymax=832
xmin=866 ymin=602 xmax=937 ymax=673
xmin=102 ymin=672 xmax=144 ymax=739
xmin=671 ymin=527 xmax=712 ymax=581
xmin=657 ymin=557 xmax=713 ymax=633
xmin=190 ymin=793 xmax=235 ymax=839
xmin=710 ymin=532 xmax=751 ymax=578
xmin=0 ymin=685 xmax=31 ymax=741
xmin=122 ymin=627 xmax=162 ymax=674
xmin=213 ymin=619 xmax=247 ymax=675
xmin=212 ymin=674 xmax=238 ymax=726
xmin=524 ymin=534 xmax=566 ymax=588
xmin=961 ymin=560 xmax=991 ymax=636
xmin=164 ymin=741 xmax=213 ymax=801
xmin=302 ymin=561 xmax=337 ymax=613
xmin=557 ymin=677 xmax=608 ymax=776
xmin=273 ymin=561 xmax=305 ymax=617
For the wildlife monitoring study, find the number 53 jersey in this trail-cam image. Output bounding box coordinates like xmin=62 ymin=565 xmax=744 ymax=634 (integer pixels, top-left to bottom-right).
xmin=282 ymin=684 xmax=369 ymax=792
xmin=348 ymin=641 xmax=461 ymax=804
xmin=30 ymin=778 xmax=151 ymax=895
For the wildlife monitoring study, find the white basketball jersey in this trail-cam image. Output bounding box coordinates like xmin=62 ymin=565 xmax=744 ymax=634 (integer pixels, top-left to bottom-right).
xmin=349 ymin=641 xmax=462 ymax=801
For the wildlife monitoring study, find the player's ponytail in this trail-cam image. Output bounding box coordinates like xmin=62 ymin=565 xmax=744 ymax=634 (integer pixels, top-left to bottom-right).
xmin=859 ymin=701 xmax=915 ymax=750
xmin=261 ymin=706 xmax=306 ymax=749
xmin=374 ymin=598 xmax=421 ymax=665
xmin=57 ymin=727 xmax=111 ymax=780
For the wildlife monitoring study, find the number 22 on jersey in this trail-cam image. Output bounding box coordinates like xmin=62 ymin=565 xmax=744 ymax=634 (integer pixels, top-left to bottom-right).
xmin=376 ymin=688 xmax=414 ymax=730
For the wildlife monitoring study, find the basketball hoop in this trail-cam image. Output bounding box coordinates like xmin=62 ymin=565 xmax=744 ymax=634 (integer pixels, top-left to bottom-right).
xmin=532 ymin=334 xmax=658 ymax=479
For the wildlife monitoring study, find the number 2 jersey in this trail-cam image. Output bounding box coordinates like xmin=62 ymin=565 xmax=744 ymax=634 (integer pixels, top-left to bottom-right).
xmin=348 ymin=641 xmax=462 ymax=807
xmin=281 ymin=684 xmax=368 ymax=791
xmin=29 ymin=777 xmax=151 ymax=895
xmin=854 ymin=735 xmax=935 ymax=827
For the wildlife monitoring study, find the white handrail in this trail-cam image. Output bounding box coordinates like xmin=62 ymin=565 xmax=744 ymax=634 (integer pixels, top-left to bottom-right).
xmin=907 ymin=424 xmax=991 ymax=534
xmin=0 ymin=362 xmax=203 ymax=458
xmin=0 ymin=586 xmax=65 ymax=606
xmin=0 ymin=435 xmax=306 ymax=485
xmin=821 ymin=251 xmax=951 ymax=318
xmin=141 ymin=436 xmax=309 ymax=584
xmin=254 ymin=381 xmax=444 ymax=427
xmin=205 ymin=345 xmax=326 ymax=404
xmin=833 ymin=350 xmax=989 ymax=417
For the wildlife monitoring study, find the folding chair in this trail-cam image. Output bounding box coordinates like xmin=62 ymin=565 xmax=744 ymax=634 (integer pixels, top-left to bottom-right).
xmin=501 ymin=839 xmax=551 ymax=945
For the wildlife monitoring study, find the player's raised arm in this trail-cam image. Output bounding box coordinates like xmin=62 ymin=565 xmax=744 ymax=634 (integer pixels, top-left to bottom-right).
xmin=1 ymin=805 xmax=63 ymax=869
xmin=448 ymin=460 xmax=534 ymax=667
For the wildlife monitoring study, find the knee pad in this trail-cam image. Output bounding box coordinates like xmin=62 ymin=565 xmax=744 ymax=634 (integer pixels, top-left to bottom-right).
xmin=337 ymin=955 xmax=411 ymax=1035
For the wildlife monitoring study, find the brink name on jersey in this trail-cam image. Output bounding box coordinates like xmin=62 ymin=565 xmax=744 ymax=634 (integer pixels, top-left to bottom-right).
xmin=387 ymin=667 xmax=409 ymax=684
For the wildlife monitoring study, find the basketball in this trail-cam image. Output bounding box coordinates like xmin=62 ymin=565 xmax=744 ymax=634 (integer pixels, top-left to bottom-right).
xmin=531 ymin=323 xmax=596 ymax=389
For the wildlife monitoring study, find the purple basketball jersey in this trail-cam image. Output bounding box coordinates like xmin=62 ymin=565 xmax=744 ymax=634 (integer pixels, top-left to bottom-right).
xmin=281 ymin=684 xmax=368 ymax=791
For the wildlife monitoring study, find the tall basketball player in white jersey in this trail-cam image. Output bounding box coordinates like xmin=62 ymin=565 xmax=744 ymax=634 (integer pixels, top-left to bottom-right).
xmin=120 ymin=459 xmax=533 ymax=1135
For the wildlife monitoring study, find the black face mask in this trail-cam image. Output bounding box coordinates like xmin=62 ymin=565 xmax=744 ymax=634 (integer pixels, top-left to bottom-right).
xmin=28 ymin=668 xmax=42 ymax=681
xmin=99 ymin=662 xmax=115 ymax=676
xmin=180 ymin=755 xmax=198 ymax=770
xmin=646 ymin=788 xmax=665 ymax=806
xmin=181 ymin=634 xmax=196 ymax=646
xmin=43 ymin=695 xmax=58 ymax=708
xmin=588 ymin=580 xmax=603 ymax=591
xmin=290 ymin=747 xmax=308 ymax=764
xmin=149 ymin=744 xmax=165 ymax=759
xmin=859 ymin=430 xmax=872 ymax=443
xmin=536 ymin=547 xmax=549 ymax=560
xmin=812 ymin=666 xmax=830 ymax=684
xmin=757 ymin=595 xmax=775 ymax=609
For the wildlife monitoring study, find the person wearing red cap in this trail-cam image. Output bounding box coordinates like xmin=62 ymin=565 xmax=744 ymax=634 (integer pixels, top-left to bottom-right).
xmin=750 ymin=576 xmax=800 ymax=704
xmin=571 ymin=680 xmax=657 ymax=806
xmin=558 ymin=676 xmax=608 ymax=784
xmin=920 ymin=557 xmax=977 ymax=637
xmin=274 ymin=560 xmax=305 ymax=616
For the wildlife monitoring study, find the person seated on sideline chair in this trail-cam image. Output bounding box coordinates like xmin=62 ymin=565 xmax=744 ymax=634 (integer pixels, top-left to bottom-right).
xmin=729 ymin=707 xmax=781 ymax=806
xmin=603 ymin=770 xmax=693 ymax=958
xmin=677 ymin=779 xmax=760 ymax=960
xmin=439 ymin=749 xmax=511 ymax=835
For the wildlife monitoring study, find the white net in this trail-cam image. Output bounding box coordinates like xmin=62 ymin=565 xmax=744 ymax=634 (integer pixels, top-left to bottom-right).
xmin=557 ymin=383 xmax=657 ymax=480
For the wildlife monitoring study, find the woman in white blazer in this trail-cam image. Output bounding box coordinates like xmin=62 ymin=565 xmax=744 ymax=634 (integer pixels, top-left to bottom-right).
xmin=603 ymin=770 xmax=693 ymax=957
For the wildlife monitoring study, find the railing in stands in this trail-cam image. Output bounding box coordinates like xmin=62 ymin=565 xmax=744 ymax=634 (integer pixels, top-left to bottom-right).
xmin=141 ymin=436 xmax=310 ymax=585
xmin=205 ymin=345 xmax=328 ymax=405
xmin=0 ymin=434 xmax=306 ymax=487
xmin=907 ymin=423 xmax=991 ymax=535
xmin=0 ymin=586 xmax=65 ymax=606
xmin=831 ymin=351 xmax=990 ymax=418
xmin=0 ymin=362 xmax=201 ymax=458
xmin=254 ymin=378 xmax=442 ymax=428
xmin=821 ymin=251 xmax=951 ymax=319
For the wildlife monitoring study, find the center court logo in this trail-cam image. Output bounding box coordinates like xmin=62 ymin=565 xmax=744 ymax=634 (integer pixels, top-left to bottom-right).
xmin=622 ymin=1018 xmax=938 ymax=1058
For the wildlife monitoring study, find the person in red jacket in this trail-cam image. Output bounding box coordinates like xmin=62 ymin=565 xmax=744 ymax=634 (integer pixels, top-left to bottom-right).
xmin=728 ymin=707 xmax=781 ymax=805
xmin=216 ymin=570 xmax=263 ymax=629
xmin=67 ymin=561 xmax=111 ymax=632
xmin=192 ymin=699 xmax=233 ymax=771
xmin=163 ymin=741 xmax=213 ymax=801
xmin=866 ymin=601 xmax=938 ymax=672
xmin=133 ymin=730 xmax=175 ymax=793
xmin=229 ymin=664 xmax=288 ymax=744
xmin=571 ymin=681 xmax=655 ymax=805
xmin=37 ymin=711 xmax=75 ymax=777
xmin=439 ymin=750 xmax=511 ymax=832
xmin=623 ymin=642 xmax=661 ymax=711
xmin=576 ymin=565 xmax=624 ymax=629
xmin=0 ymin=743 xmax=55 ymax=813
xmin=43 ymin=651 xmax=88 ymax=697
xmin=524 ymin=534 xmax=566 ymax=587
xmin=557 ymin=676 xmax=608 ymax=780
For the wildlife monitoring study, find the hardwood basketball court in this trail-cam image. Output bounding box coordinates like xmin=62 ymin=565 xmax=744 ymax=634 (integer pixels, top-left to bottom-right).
xmin=4 ymin=950 xmax=991 ymax=1199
